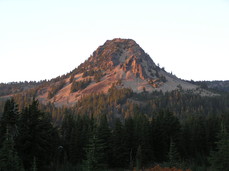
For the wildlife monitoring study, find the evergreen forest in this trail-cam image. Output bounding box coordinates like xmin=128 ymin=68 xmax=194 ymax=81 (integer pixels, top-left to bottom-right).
xmin=0 ymin=87 xmax=229 ymax=171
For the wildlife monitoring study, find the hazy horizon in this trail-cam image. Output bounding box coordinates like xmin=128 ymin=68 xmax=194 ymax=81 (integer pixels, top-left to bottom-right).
xmin=1 ymin=0 xmax=229 ymax=83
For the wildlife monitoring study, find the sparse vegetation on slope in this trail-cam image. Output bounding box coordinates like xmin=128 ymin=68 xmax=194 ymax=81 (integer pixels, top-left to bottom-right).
xmin=48 ymin=80 xmax=65 ymax=99
xmin=70 ymin=79 xmax=91 ymax=93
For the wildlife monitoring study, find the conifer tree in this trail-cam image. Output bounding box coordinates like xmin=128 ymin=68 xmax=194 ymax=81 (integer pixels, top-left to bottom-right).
xmin=136 ymin=145 xmax=142 ymax=171
xmin=0 ymin=99 xmax=19 ymax=146
xmin=83 ymin=115 xmax=105 ymax=171
xmin=152 ymin=110 xmax=181 ymax=162
xmin=111 ymin=118 xmax=126 ymax=168
xmin=0 ymin=129 xmax=24 ymax=171
xmin=209 ymin=124 xmax=229 ymax=170
xmin=16 ymin=99 xmax=58 ymax=170
xmin=168 ymin=138 xmax=180 ymax=167
xmin=123 ymin=117 xmax=138 ymax=169
xmin=61 ymin=113 xmax=76 ymax=162
xmin=31 ymin=157 xmax=37 ymax=171
xmin=68 ymin=115 xmax=90 ymax=165
xmin=84 ymin=134 xmax=104 ymax=171
xmin=69 ymin=74 xmax=74 ymax=83
xmin=96 ymin=114 xmax=111 ymax=167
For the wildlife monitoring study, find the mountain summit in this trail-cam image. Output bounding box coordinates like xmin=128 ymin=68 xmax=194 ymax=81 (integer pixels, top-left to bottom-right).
xmin=1 ymin=38 xmax=212 ymax=106
xmin=76 ymin=38 xmax=158 ymax=83
xmin=81 ymin=38 xmax=157 ymax=78
xmin=38 ymin=38 xmax=203 ymax=106
xmin=71 ymin=38 xmax=197 ymax=91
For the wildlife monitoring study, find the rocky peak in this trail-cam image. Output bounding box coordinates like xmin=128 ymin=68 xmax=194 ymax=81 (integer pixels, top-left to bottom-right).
xmin=82 ymin=38 xmax=157 ymax=79
xmin=93 ymin=38 xmax=152 ymax=64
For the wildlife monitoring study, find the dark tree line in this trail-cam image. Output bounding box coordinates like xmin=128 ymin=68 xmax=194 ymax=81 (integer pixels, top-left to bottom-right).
xmin=57 ymin=109 xmax=229 ymax=171
xmin=1 ymin=98 xmax=228 ymax=170
xmin=0 ymin=99 xmax=59 ymax=171
xmin=1 ymin=87 xmax=229 ymax=170
xmin=0 ymin=81 xmax=43 ymax=97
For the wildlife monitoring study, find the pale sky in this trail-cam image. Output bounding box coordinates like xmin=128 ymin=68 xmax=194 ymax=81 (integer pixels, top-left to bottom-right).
xmin=0 ymin=0 xmax=229 ymax=83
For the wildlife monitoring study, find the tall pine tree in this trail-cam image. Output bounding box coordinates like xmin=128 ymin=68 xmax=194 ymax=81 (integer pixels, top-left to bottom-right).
xmin=16 ymin=99 xmax=58 ymax=171
xmin=209 ymin=124 xmax=229 ymax=170
xmin=96 ymin=114 xmax=111 ymax=167
xmin=0 ymin=99 xmax=19 ymax=146
xmin=111 ymin=118 xmax=127 ymax=168
xmin=83 ymin=116 xmax=105 ymax=171
xmin=168 ymin=138 xmax=180 ymax=167
xmin=135 ymin=145 xmax=142 ymax=171
xmin=0 ymin=129 xmax=24 ymax=171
